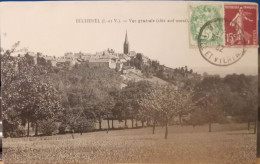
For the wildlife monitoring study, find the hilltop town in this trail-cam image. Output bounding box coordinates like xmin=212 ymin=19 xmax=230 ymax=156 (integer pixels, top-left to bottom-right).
xmin=25 ymin=32 xmax=148 ymax=71
xmin=14 ymin=31 xmax=200 ymax=87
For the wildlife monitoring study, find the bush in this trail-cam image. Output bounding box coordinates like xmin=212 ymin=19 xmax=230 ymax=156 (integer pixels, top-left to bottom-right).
xmin=38 ymin=119 xmax=58 ymax=136
xmin=74 ymin=120 xmax=96 ymax=133
xmin=5 ymin=130 xmax=25 ymax=138
xmin=58 ymin=124 xmax=67 ymax=134
xmin=3 ymin=120 xmax=25 ymax=138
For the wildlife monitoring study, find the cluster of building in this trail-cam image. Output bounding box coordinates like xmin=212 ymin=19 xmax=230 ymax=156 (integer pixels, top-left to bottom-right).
xmin=31 ymin=32 xmax=147 ymax=72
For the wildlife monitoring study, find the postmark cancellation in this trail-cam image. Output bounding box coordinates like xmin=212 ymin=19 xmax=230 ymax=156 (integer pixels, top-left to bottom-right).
xmin=189 ymin=3 xmax=258 ymax=66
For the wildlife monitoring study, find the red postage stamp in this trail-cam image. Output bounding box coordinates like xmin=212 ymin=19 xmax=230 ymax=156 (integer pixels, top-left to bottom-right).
xmin=225 ymin=4 xmax=258 ymax=46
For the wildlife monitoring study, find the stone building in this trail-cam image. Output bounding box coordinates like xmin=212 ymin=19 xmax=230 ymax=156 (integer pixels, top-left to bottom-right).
xmin=88 ymin=58 xmax=117 ymax=69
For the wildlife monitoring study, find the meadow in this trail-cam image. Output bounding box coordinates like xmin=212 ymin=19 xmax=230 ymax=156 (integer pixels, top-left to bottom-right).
xmin=3 ymin=123 xmax=256 ymax=164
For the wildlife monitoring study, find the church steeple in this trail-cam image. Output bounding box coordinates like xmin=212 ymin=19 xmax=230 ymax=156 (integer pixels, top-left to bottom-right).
xmin=124 ymin=31 xmax=129 ymax=54
xmin=125 ymin=31 xmax=128 ymax=44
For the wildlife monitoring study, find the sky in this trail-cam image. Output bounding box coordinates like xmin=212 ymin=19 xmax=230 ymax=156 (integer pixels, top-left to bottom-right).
xmin=0 ymin=1 xmax=258 ymax=76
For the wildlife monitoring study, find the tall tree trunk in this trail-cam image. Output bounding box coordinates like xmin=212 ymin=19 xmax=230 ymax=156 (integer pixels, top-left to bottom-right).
xmin=254 ymin=121 xmax=257 ymax=134
xmin=99 ymin=117 xmax=102 ymax=130
xmin=147 ymin=120 xmax=151 ymax=127
xmin=209 ymin=122 xmax=212 ymax=132
xmin=71 ymin=129 xmax=74 ymax=139
xmin=131 ymin=117 xmax=134 ymax=128
xmin=80 ymin=123 xmax=83 ymax=135
xmin=107 ymin=115 xmax=110 ymax=133
xmin=27 ymin=120 xmax=30 ymax=137
xmin=135 ymin=119 xmax=138 ymax=127
xmin=152 ymin=120 xmax=156 ymax=134
xmin=112 ymin=119 xmax=114 ymax=129
xmin=146 ymin=121 xmax=149 ymax=127
xmin=142 ymin=120 xmax=144 ymax=128
xmin=165 ymin=119 xmax=168 ymax=139
xmin=35 ymin=121 xmax=38 ymax=136
xmin=179 ymin=114 xmax=182 ymax=126
xmin=125 ymin=119 xmax=127 ymax=128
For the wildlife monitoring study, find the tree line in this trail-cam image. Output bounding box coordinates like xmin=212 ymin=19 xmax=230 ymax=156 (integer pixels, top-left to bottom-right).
xmin=1 ymin=45 xmax=257 ymax=138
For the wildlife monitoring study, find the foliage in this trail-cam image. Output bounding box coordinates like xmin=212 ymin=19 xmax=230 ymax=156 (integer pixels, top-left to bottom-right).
xmin=223 ymin=74 xmax=257 ymax=122
xmin=129 ymin=53 xmax=143 ymax=70
xmin=189 ymin=74 xmax=257 ymax=131
xmin=2 ymin=42 xmax=257 ymax=138
xmin=139 ymin=84 xmax=193 ymax=138
xmin=50 ymin=62 xmax=122 ymax=130
xmin=38 ymin=119 xmax=59 ymax=136
xmin=2 ymin=44 xmax=62 ymax=136
xmin=191 ymin=76 xmax=227 ymax=130
xmin=112 ymin=80 xmax=155 ymax=125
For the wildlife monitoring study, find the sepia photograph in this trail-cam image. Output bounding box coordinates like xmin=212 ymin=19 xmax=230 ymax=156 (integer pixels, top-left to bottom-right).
xmin=0 ymin=1 xmax=258 ymax=164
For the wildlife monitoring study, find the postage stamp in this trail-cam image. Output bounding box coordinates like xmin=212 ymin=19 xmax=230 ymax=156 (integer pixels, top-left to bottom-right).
xmin=225 ymin=4 xmax=258 ymax=46
xmin=189 ymin=4 xmax=224 ymax=47
xmin=189 ymin=3 xmax=258 ymax=47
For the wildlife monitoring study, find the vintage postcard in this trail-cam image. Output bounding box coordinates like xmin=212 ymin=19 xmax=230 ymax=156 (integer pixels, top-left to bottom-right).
xmin=0 ymin=1 xmax=258 ymax=164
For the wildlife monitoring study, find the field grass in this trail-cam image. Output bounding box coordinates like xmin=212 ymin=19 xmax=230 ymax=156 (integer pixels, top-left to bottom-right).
xmin=3 ymin=123 xmax=256 ymax=164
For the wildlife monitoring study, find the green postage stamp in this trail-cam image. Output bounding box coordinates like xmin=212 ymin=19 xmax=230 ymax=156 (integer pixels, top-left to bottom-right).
xmin=189 ymin=4 xmax=225 ymax=47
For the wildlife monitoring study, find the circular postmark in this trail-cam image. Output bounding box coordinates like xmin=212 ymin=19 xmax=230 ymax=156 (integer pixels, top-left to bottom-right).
xmin=197 ymin=18 xmax=247 ymax=66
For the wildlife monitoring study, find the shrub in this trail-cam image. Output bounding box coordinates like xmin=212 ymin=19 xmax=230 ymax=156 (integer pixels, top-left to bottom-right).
xmin=74 ymin=120 xmax=96 ymax=133
xmin=58 ymin=124 xmax=67 ymax=134
xmin=38 ymin=119 xmax=58 ymax=136
xmin=3 ymin=120 xmax=25 ymax=138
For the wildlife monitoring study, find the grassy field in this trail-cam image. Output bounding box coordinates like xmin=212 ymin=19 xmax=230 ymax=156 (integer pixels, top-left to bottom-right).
xmin=3 ymin=123 xmax=256 ymax=164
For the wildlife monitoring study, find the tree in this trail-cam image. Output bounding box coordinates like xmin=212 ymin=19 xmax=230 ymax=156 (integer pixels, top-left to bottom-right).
xmin=138 ymin=88 xmax=161 ymax=134
xmin=38 ymin=119 xmax=58 ymax=136
xmin=142 ymin=65 xmax=153 ymax=78
xmin=115 ymin=81 xmax=155 ymax=129
xmin=91 ymin=93 xmax=115 ymax=131
xmin=193 ymin=76 xmax=227 ymax=132
xmin=51 ymin=64 xmax=122 ymax=132
xmin=62 ymin=107 xmax=95 ymax=137
xmin=129 ymin=53 xmax=144 ymax=70
xmin=223 ymin=74 xmax=257 ymax=125
xmin=2 ymin=46 xmax=62 ymax=137
xmin=139 ymin=84 xmax=193 ymax=139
